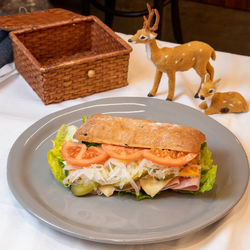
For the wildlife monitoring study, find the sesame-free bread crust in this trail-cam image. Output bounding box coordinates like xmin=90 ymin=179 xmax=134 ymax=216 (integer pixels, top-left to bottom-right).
xmin=73 ymin=114 xmax=206 ymax=152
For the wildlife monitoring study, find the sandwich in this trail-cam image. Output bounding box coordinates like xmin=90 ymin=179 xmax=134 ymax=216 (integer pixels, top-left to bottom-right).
xmin=48 ymin=114 xmax=217 ymax=200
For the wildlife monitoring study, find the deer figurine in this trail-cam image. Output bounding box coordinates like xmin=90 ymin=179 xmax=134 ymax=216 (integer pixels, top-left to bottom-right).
xmin=199 ymin=75 xmax=248 ymax=114
xmin=128 ymin=3 xmax=216 ymax=101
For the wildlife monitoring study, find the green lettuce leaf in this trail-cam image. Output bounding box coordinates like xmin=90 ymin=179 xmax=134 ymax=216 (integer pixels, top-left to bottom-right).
xmin=82 ymin=141 xmax=101 ymax=149
xmin=117 ymin=190 xmax=153 ymax=201
xmin=199 ymin=165 xmax=217 ymax=193
xmin=199 ymin=142 xmax=217 ymax=192
xmin=135 ymin=191 xmax=153 ymax=201
xmin=47 ymin=124 xmax=78 ymax=187
xmin=179 ymin=142 xmax=217 ymax=194
xmin=82 ymin=115 xmax=88 ymax=123
xmin=201 ymin=142 xmax=214 ymax=171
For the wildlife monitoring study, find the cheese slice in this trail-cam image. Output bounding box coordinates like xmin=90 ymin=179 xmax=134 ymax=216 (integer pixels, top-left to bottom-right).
xmin=179 ymin=165 xmax=200 ymax=177
xmin=140 ymin=175 xmax=172 ymax=197
xmin=99 ymin=185 xmax=115 ymax=197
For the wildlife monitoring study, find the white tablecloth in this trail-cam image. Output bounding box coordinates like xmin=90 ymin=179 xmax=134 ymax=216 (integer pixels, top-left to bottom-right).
xmin=1 ymin=33 xmax=250 ymax=250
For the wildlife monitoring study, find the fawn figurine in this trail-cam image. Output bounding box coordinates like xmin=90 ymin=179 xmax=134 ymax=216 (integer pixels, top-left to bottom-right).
xmin=199 ymin=76 xmax=248 ymax=114
xmin=128 ymin=3 xmax=216 ymax=101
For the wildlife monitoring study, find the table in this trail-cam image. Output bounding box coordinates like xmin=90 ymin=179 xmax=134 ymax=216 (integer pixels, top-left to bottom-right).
xmin=1 ymin=33 xmax=250 ymax=250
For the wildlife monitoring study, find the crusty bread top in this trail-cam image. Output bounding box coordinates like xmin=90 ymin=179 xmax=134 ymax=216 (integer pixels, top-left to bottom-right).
xmin=73 ymin=114 xmax=206 ymax=153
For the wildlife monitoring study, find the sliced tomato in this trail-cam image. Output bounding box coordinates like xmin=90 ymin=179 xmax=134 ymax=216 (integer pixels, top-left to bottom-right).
xmin=61 ymin=141 xmax=109 ymax=167
xmin=142 ymin=148 xmax=198 ymax=167
xmin=101 ymin=144 xmax=143 ymax=161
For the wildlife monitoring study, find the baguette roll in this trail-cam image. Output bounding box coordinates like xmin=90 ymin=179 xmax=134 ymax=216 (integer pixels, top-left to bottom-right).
xmin=73 ymin=114 xmax=206 ymax=153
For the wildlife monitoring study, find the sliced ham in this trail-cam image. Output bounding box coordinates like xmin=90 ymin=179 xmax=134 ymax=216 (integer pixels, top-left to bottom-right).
xmin=162 ymin=177 xmax=180 ymax=190
xmin=162 ymin=176 xmax=200 ymax=191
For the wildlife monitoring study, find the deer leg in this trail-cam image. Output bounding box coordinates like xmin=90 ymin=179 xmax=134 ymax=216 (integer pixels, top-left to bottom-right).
xmin=166 ymin=71 xmax=176 ymax=101
xmin=148 ymin=69 xmax=162 ymax=97
xmin=206 ymin=62 xmax=214 ymax=81
xmin=194 ymin=67 xmax=206 ymax=98
xmin=195 ymin=78 xmax=204 ymax=98
xmin=199 ymin=101 xmax=208 ymax=110
xmin=205 ymin=107 xmax=217 ymax=115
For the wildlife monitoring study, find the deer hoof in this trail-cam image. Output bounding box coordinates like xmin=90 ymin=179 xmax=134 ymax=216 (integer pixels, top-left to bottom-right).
xmin=220 ymin=107 xmax=229 ymax=113
xmin=194 ymin=93 xmax=199 ymax=98
xmin=166 ymin=98 xmax=172 ymax=101
xmin=147 ymin=93 xmax=154 ymax=97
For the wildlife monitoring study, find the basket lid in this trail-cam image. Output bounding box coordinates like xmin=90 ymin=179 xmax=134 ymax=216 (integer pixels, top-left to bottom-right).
xmin=0 ymin=8 xmax=83 ymax=31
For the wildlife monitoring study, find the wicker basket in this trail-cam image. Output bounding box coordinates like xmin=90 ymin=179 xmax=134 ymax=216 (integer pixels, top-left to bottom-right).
xmin=0 ymin=9 xmax=132 ymax=104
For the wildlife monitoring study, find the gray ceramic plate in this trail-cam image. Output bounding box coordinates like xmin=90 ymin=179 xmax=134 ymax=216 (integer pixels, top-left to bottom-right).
xmin=7 ymin=97 xmax=249 ymax=245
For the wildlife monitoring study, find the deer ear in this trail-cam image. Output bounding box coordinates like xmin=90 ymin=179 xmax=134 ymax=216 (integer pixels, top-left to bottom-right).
xmin=149 ymin=32 xmax=157 ymax=39
xmin=214 ymin=78 xmax=221 ymax=88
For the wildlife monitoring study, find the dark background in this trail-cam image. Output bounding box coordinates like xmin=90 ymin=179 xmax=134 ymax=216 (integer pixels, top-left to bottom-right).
xmin=1 ymin=0 xmax=250 ymax=56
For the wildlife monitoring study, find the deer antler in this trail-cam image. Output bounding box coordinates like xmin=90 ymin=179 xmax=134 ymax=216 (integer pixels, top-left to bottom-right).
xmin=143 ymin=3 xmax=154 ymax=30
xmin=143 ymin=3 xmax=160 ymax=31
xmin=150 ymin=9 xmax=160 ymax=31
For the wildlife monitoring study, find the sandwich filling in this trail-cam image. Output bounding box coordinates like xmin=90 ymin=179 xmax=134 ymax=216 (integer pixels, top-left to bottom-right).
xmin=48 ymin=117 xmax=217 ymax=200
xmin=62 ymin=149 xmax=201 ymax=197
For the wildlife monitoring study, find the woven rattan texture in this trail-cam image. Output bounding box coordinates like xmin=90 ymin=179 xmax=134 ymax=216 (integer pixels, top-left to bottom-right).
xmin=9 ymin=15 xmax=131 ymax=104
xmin=13 ymin=41 xmax=45 ymax=101
xmin=0 ymin=9 xmax=81 ymax=31
xmin=41 ymin=54 xmax=130 ymax=104
xmin=16 ymin=21 xmax=92 ymax=66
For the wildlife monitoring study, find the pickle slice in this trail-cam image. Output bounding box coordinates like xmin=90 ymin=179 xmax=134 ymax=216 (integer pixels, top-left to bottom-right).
xmin=71 ymin=182 xmax=97 ymax=196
